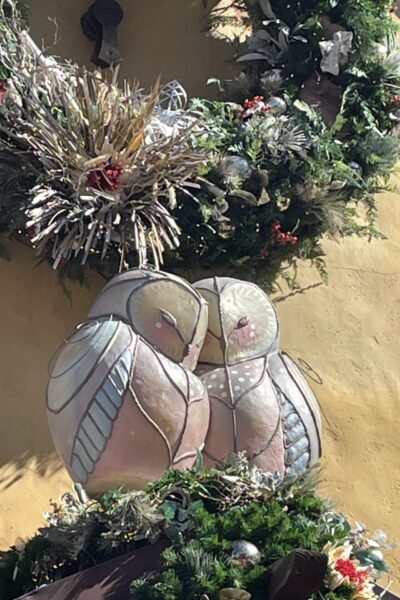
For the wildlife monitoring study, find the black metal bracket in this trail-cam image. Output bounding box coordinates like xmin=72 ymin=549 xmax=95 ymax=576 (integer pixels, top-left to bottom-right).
xmin=81 ymin=0 xmax=124 ymax=68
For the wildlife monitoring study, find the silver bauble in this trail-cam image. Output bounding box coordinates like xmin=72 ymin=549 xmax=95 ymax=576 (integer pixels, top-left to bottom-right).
xmin=230 ymin=540 xmax=261 ymax=566
xmin=219 ymin=156 xmax=252 ymax=180
xmin=267 ymin=96 xmax=287 ymax=115
xmin=349 ymin=161 xmax=362 ymax=173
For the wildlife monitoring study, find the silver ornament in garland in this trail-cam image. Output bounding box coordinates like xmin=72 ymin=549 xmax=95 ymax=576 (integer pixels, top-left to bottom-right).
xmin=349 ymin=161 xmax=363 ymax=173
xmin=230 ymin=540 xmax=261 ymax=566
xmin=266 ymin=96 xmax=287 ymax=115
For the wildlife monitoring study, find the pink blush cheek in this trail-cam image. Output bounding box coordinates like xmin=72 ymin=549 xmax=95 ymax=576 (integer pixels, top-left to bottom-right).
xmin=232 ymin=326 xmax=259 ymax=347
xmin=148 ymin=322 xmax=172 ymax=345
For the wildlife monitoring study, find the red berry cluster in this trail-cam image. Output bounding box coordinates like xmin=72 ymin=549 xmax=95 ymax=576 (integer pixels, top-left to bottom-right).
xmin=243 ymin=95 xmax=265 ymax=109
xmin=240 ymin=96 xmax=271 ymax=119
xmin=388 ymin=94 xmax=400 ymax=106
xmin=271 ymin=221 xmax=298 ymax=246
xmin=257 ymin=222 xmax=299 ymax=259
xmin=87 ymin=162 xmax=123 ymax=191
xmin=335 ymin=559 xmax=367 ymax=592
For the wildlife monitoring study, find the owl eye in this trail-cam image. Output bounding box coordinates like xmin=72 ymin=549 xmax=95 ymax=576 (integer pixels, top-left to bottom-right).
xmin=236 ymin=316 xmax=249 ymax=330
xmin=159 ymin=309 xmax=178 ymax=329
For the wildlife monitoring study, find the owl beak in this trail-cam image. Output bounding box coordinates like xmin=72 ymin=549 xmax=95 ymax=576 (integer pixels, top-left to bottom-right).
xmin=184 ymin=343 xmax=191 ymax=356
xmin=181 ymin=342 xmax=200 ymax=370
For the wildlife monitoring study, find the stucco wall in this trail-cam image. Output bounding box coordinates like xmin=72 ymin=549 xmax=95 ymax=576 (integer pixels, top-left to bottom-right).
xmin=27 ymin=0 xmax=234 ymax=96
xmin=277 ymin=188 xmax=400 ymax=585
xmin=0 ymin=0 xmax=399 ymax=591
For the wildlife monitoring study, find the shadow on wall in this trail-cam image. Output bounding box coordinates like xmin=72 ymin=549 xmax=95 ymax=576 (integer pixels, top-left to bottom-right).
xmin=27 ymin=0 xmax=237 ymax=97
xmin=0 ymin=242 xmax=103 ymax=486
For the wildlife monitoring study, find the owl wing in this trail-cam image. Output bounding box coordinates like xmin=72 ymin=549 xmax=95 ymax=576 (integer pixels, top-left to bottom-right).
xmin=268 ymin=352 xmax=322 ymax=470
xmin=47 ymin=318 xmax=136 ymax=484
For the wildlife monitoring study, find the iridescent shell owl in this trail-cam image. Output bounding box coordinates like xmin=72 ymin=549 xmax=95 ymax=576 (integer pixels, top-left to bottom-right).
xmin=46 ymin=270 xmax=210 ymax=495
xmin=194 ymin=277 xmax=322 ymax=477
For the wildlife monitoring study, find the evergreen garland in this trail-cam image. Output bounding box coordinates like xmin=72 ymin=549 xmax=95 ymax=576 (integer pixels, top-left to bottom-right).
xmin=164 ymin=0 xmax=400 ymax=288
xmin=0 ymin=457 xmax=392 ymax=600
xmin=131 ymin=459 xmax=389 ymax=600
xmin=0 ymin=1 xmax=399 ymax=288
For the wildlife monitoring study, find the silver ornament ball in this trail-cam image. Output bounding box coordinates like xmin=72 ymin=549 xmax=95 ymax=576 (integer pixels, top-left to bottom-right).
xmin=349 ymin=161 xmax=362 ymax=173
xmin=230 ymin=540 xmax=261 ymax=566
xmin=267 ymin=96 xmax=287 ymax=115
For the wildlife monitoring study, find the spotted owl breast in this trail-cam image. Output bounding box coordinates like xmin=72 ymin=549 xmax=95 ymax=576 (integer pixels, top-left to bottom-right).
xmin=196 ymin=357 xmax=286 ymax=475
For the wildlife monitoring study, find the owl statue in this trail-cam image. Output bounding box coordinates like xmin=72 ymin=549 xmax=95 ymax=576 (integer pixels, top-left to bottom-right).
xmin=46 ymin=269 xmax=210 ymax=495
xmin=194 ymin=277 xmax=322 ymax=478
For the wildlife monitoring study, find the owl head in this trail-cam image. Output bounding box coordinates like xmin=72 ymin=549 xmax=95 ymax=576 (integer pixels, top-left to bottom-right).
xmin=194 ymin=277 xmax=279 ymax=365
xmin=88 ymin=269 xmax=208 ymax=371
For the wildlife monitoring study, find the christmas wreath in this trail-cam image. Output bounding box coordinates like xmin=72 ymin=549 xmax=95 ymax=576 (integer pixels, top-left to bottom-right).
xmin=0 ymin=457 xmax=393 ymax=600
xmin=0 ymin=1 xmax=399 ymax=287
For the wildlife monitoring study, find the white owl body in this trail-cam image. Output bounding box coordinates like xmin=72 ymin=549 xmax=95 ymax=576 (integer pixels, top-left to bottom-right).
xmin=194 ymin=277 xmax=322 ymax=477
xmin=47 ymin=270 xmax=210 ymax=494
xmin=47 ymin=269 xmax=321 ymax=493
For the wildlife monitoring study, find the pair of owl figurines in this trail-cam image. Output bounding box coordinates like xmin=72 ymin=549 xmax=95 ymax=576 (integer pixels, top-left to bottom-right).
xmin=47 ymin=270 xmax=321 ymax=495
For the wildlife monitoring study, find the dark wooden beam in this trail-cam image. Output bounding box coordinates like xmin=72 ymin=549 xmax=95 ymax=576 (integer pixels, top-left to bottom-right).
xmin=18 ymin=540 xmax=167 ymax=600
xmin=16 ymin=545 xmax=399 ymax=600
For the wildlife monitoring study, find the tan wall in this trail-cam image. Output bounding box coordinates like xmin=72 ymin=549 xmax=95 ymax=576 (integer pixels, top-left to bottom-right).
xmin=0 ymin=0 xmax=399 ymax=591
xmin=27 ymin=0 xmax=234 ymax=96
xmin=277 ymin=190 xmax=400 ymax=586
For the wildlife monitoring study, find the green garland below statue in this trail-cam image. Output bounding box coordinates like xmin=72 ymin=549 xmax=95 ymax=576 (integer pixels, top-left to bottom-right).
xmin=0 ymin=456 xmax=392 ymax=600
